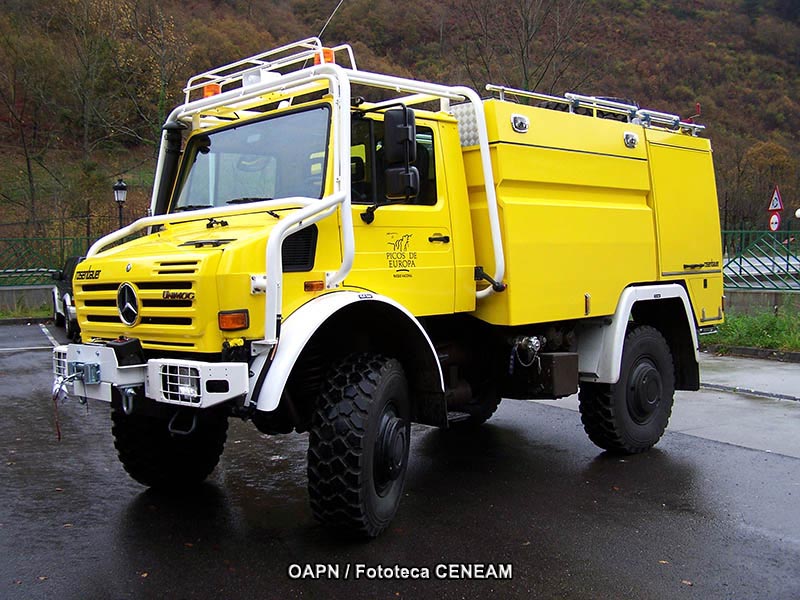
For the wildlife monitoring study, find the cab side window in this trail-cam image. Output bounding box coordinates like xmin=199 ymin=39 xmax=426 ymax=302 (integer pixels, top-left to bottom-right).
xmin=350 ymin=118 xmax=437 ymax=206
xmin=414 ymin=129 xmax=436 ymax=205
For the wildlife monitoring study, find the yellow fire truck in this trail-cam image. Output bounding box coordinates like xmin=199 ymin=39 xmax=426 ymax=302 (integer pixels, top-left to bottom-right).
xmin=54 ymin=38 xmax=723 ymax=537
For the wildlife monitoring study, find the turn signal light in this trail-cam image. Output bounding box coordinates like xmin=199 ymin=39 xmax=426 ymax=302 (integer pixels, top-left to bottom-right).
xmin=219 ymin=310 xmax=249 ymax=331
xmin=304 ymin=280 xmax=325 ymax=292
xmin=314 ymin=48 xmax=335 ymax=65
xmin=203 ymin=83 xmax=222 ymax=98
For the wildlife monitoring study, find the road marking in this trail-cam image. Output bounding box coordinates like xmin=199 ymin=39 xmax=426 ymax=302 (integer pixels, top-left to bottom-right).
xmin=0 ymin=346 xmax=55 ymax=353
xmin=39 ymin=323 xmax=59 ymax=347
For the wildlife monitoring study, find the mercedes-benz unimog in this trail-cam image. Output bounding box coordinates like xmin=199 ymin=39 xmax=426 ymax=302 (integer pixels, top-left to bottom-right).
xmin=53 ymin=38 xmax=723 ymax=537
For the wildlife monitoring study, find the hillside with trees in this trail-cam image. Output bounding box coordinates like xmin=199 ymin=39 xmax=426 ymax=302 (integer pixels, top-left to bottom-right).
xmin=0 ymin=0 xmax=797 ymax=244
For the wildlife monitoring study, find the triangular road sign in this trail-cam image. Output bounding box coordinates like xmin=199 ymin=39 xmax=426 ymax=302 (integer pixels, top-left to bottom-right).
xmin=768 ymin=186 xmax=784 ymax=211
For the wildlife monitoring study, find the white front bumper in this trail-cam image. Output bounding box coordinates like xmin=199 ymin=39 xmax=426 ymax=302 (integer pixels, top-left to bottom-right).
xmin=53 ymin=344 xmax=249 ymax=409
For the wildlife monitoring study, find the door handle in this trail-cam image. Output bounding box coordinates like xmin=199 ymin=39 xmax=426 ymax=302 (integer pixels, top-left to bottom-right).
xmin=428 ymin=235 xmax=450 ymax=243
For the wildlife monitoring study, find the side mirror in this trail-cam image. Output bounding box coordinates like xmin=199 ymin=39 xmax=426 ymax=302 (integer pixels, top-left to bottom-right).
xmin=383 ymin=106 xmax=419 ymax=202
xmin=385 ymin=166 xmax=419 ymax=200
xmin=359 ymin=106 xmax=420 ymax=224
xmin=383 ymin=108 xmax=416 ymax=164
xmin=51 ymin=270 xmax=63 ymax=281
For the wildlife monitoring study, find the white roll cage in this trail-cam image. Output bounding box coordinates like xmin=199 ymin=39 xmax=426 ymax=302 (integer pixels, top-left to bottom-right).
xmin=85 ymin=38 xmax=506 ymax=355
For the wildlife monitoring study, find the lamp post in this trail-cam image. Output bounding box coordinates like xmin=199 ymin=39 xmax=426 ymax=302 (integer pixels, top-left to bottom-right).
xmin=113 ymin=178 xmax=127 ymax=230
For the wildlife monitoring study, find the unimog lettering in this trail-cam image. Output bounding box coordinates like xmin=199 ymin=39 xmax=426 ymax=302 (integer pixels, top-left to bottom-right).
xmin=162 ymin=291 xmax=196 ymax=300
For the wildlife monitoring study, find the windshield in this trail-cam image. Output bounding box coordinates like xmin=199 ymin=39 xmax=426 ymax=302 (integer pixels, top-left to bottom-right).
xmin=171 ymin=105 xmax=330 ymax=212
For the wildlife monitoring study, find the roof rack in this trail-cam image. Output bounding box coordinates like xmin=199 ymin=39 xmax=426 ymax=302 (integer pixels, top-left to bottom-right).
xmin=183 ymin=37 xmax=357 ymax=105
xmin=486 ymin=84 xmax=705 ymax=136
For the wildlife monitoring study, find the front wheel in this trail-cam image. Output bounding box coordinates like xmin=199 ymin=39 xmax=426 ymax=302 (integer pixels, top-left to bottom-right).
xmin=579 ymin=325 xmax=675 ymax=454
xmin=111 ymin=406 xmax=228 ymax=489
xmin=307 ymin=353 xmax=410 ymax=538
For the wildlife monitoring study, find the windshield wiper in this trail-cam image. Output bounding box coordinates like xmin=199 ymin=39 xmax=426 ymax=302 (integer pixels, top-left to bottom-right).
xmin=226 ymin=197 xmax=273 ymax=205
xmin=174 ymin=204 xmax=213 ymax=212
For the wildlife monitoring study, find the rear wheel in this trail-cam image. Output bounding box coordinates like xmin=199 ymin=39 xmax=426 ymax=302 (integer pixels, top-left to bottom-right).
xmin=307 ymin=353 xmax=410 ymax=538
xmin=579 ymin=325 xmax=675 ymax=454
xmin=111 ymin=406 xmax=228 ymax=489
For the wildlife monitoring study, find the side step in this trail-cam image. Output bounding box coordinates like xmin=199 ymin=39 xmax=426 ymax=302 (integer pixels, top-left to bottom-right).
xmin=446 ymin=410 xmax=471 ymax=423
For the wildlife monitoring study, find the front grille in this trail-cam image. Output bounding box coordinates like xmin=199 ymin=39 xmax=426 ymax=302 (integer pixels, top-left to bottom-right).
xmin=138 ymin=281 xmax=192 ymax=290
xmin=143 ymin=299 xmax=192 ymax=308
xmin=86 ymin=315 xmax=192 ymax=326
xmin=160 ymin=364 xmax=201 ymax=404
xmin=78 ymin=276 xmax=199 ymax=348
xmin=81 ymin=283 xmax=119 ymax=292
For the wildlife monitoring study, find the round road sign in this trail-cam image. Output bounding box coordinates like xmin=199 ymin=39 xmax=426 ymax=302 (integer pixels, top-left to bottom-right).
xmin=769 ymin=212 xmax=781 ymax=232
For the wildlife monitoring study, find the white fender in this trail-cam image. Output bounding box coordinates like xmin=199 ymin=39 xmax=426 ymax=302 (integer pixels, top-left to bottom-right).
xmin=248 ymin=291 xmax=444 ymax=412
xmin=577 ymin=284 xmax=699 ymax=384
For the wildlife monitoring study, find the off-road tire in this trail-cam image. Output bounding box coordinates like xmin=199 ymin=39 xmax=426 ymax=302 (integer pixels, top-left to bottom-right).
xmin=308 ymin=353 xmax=410 ymax=538
xmin=579 ymin=325 xmax=675 ymax=454
xmin=111 ymin=406 xmax=228 ymax=489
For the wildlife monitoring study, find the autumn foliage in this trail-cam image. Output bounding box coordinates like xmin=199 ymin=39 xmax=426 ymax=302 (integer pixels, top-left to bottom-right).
xmin=0 ymin=0 xmax=797 ymax=241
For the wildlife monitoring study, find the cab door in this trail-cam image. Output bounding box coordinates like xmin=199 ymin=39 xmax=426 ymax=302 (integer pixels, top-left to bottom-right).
xmin=345 ymin=117 xmax=455 ymax=316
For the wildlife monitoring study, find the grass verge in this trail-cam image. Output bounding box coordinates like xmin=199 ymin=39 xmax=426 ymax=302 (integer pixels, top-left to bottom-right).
xmin=0 ymin=303 xmax=52 ymax=319
xmin=703 ymin=311 xmax=800 ymax=352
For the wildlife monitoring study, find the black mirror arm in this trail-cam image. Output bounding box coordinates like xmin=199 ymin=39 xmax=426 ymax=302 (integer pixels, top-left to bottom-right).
xmin=360 ymin=204 xmax=378 ymax=224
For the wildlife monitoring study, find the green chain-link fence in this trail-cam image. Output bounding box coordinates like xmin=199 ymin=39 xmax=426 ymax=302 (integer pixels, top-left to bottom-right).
xmin=0 ymin=237 xmax=88 ymax=285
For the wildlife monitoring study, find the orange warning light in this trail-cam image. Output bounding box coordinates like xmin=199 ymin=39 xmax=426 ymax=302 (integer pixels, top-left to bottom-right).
xmin=203 ymin=83 xmax=222 ymax=98
xmin=304 ymin=280 xmax=325 ymax=292
xmin=314 ymin=48 xmax=335 ymax=65
xmin=218 ymin=310 xmax=249 ymax=331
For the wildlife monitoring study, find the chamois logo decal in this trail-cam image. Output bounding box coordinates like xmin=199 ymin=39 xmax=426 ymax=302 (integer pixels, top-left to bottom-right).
xmin=387 ymin=233 xmax=412 ymax=252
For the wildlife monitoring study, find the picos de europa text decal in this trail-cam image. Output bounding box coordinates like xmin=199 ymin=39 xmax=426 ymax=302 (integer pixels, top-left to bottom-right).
xmin=386 ymin=233 xmax=415 ymax=279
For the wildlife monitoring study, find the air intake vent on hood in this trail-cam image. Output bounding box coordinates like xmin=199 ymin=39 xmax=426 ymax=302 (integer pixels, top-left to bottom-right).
xmin=178 ymin=239 xmax=235 ymax=249
xmin=282 ymin=225 xmax=317 ymax=272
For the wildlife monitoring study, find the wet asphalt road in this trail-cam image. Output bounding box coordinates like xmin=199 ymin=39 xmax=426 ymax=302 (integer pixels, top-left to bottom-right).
xmin=1 ymin=323 xmax=799 ymax=599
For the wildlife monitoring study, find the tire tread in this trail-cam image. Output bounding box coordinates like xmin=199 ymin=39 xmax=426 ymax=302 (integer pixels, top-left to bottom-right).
xmin=579 ymin=325 xmax=674 ymax=454
xmin=307 ymin=353 xmax=403 ymax=537
xmin=111 ymin=407 xmax=228 ymax=489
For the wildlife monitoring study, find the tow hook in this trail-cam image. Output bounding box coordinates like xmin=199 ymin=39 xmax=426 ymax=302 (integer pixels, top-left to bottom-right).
xmin=121 ymin=387 xmax=136 ymax=415
xmin=168 ymin=410 xmax=198 ymax=436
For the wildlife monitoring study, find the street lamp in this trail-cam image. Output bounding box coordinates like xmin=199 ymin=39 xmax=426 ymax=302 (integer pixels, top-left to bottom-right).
xmin=113 ymin=178 xmax=127 ymax=230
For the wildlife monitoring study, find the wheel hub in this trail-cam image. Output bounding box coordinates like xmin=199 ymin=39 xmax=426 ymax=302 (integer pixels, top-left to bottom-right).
xmin=627 ymin=359 xmax=663 ymax=424
xmin=374 ymin=409 xmax=407 ymax=493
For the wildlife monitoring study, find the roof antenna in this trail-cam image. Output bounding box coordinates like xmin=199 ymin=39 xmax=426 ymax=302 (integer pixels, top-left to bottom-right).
xmin=299 ymin=0 xmax=346 ymax=74
xmin=319 ymin=0 xmax=346 ymax=39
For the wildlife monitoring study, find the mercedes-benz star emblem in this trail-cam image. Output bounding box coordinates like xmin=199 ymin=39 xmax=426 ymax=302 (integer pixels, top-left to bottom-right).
xmin=117 ymin=282 xmax=139 ymax=326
